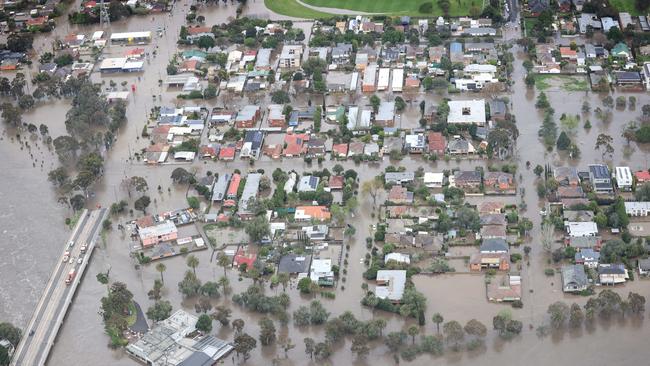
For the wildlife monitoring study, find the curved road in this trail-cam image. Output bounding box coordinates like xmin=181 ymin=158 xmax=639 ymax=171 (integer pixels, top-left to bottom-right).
xmin=293 ymin=0 xmax=380 ymax=15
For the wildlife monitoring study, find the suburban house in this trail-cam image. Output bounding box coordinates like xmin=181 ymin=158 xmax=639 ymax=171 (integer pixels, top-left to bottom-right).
xmin=211 ymin=173 xmax=231 ymax=202
xmin=235 ymin=105 xmax=261 ymax=128
xmin=480 ymin=225 xmax=507 ymax=240
xmin=487 ymin=274 xmax=521 ymax=302
xmin=375 ymin=101 xmax=396 ymax=127
xmin=567 ymin=236 xmax=602 ymax=251
xmin=138 ymin=221 xmax=178 ymax=248
xmin=483 ymin=172 xmax=515 ymax=195
xmin=575 ymin=248 xmax=600 ymax=268
xmin=479 ymin=201 xmax=505 ymax=214
xmin=561 ymin=265 xmax=588 ymax=293
xmin=589 ymin=164 xmax=613 ymax=194
xmin=328 ymin=175 xmax=344 ymax=190
xmin=598 ymin=264 xmax=628 ymax=285
xmin=452 ymin=170 xmax=482 ymax=192
xmin=387 ymin=186 xmax=414 ymax=204
xmin=624 ymin=202 xmax=650 ymax=217
xmin=298 ymin=175 xmax=320 ymax=192
xmin=638 ymin=258 xmax=650 ymax=276
xmin=611 ymin=42 xmax=631 ymax=59
xmin=427 ymin=132 xmax=446 ymax=155
xmin=278 ymin=44 xmax=303 ymax=69
xmin=233 ymin=247 xmax=257 ymax=270
xmin=554 ymin=167 xmax=580 ymax=186
xmin=470 ymin=238 xmax=509 ymax=271
xmin=295 ymin=206 xmax=331 ymax=222
xmin=447 ymin=100 xmax=486 ymax=125
xmin=385 ymin=172 xmax=415 ymax=185
xmin=240 ymin=130 xmax=264 ymax=159
xmin=614 ymin=166 xmax=633 ymax=191
xmin=310 ymin=258 xmax=334 ymax=286
xmin=302 ymin=225 xmax=329 ymax=240
xmin=404 ymin=134 xmax=426 ymax=153
xmin=186 ymin=26 xmax=214 ymax=43
xmin=446 ymin=137 xmax=475 ymax=155
xmin=278 ymin=254 xmax=311 ymax=276
xmin=267 ymin=104 xmax=285 ymax=128
xmin=237 ymin=173 xmax=261 ymax=219
xmin=223 ymin=173 xmax=241 ymax=207
xmin=385 ymin=253 xmax=411 ymax=264
xmin=635 ymin=170 xmax=650 ymax=184
xmin=375 ymin=270 xmax=407 ymax=302
xmin=423 ymin=172 xmax=444 ymax=188
xmin=566 ymin=221 xmax=598 ymax=237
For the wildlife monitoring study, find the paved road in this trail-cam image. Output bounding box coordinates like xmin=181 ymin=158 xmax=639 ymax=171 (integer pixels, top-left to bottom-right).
xmin=11 ymin=208 xmax=107 ymax=366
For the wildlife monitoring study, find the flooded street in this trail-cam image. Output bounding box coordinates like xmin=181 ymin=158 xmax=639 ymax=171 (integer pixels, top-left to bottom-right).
xmin=1 ymin=1 xmax=650 ymax=365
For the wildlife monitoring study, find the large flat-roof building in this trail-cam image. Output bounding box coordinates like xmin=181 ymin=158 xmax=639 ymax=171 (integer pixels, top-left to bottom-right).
xmin=238 ymin=173 xmax=262 ymax=218
xmin=126 ymin=310 xmax=233 ymax=366
xmin=375 ymin=270 xmax=407 ymax=302
xmin=589 ymin=164 xmax=613 ymax=194
xmin=447 ymin=100 xmax=486 ymax=125
xmin=614 ymin=166 xmax=633 ymax=191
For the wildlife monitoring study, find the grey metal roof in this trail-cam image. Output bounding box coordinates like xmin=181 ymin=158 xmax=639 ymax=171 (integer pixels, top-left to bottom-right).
xmin=278 ymin=254 xmax=312 ymax=274
xmin=480 ymin=238 xmax=509 ymax=253
xmin=562 ymin=264 xmax=587 ymax=286
xmin=589 ymin=164 xmax=610 ymax=180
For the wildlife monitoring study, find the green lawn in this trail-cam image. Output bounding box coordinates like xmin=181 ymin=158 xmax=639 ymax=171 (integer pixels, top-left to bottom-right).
xmin=609 ymin=0 xmax=644 ymax=15
xmin=535 ymin=75 xmax=589 ymax=92
xmin=264 ymin=0 xmax=334 ymax=18
xmin=274 ymin=0 xmax=478 ymax=16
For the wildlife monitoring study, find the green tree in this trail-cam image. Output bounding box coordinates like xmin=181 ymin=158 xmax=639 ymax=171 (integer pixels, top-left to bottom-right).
xmin=134 ymin=195 xmax=151 ymax=214
xmin=556 ymin=131 xmax=571 ymax=150
xmin=547 ymin=301 xmax=569 ymax=329
xmin=370 ymin=95 xmax=381 ymax=113
xmin=234 ymin=333 xmax=256 ymax=361
xmin=245 ymin=215 xmax=270 ymax=242
xmin=464 ymin=319 xmax=487 ymax=338
xmin=399 ymin=287 xmax=427 ymax=324
xmin=384 ymin=331 xmax=406 ymax=353
xmin=304 ymin=337 xmax=315 ymax=359
xmin=569 ymin=303 xmax=584 ymax=328
xmin=186 ymin=254 xmax=199 ymax=275
xmin=407 ymin=325 xmax=419 ymax=344
xmin=432 ymin=313 xmax=444 ymax=334
xmin=212 ymin=305 xmax=232 ymax=326
xmin=155 ymin=262 xmax=166 ymax=284
xmin=146 ymin=300 xmax=172 ymax=322
xmin=258 ymin=317 xmax=276 ymax=345
xmin=178 ymin=270 xmax=202 ymax=298
xmin=196 ymin=313 xmax=213 ymax=333
xmin=351 ymin=334 xmax=370 ymax=358
xmin=217 ymin=252 xmax=230 ymax=276
xmin=196 ymin=35 xmax=215 ymax=51
xmin=443 ymin=320 xmax=464 ymax=348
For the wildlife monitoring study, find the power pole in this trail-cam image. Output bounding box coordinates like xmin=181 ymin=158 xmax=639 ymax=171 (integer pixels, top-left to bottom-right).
xmin=100 ymin=0 xmax=110 ymax=28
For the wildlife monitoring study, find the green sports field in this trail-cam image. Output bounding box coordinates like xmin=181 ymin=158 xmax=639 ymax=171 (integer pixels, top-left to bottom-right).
xmin=265 ymin=0 xmax=334 ymax=18
xmin=266 ymin=0 xmax=479 ymax=17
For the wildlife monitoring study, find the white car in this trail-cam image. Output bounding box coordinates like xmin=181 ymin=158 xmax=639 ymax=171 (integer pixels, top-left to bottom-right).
xmin=68 ymin=240 xmax=74 ymax=248
xmin=69 ymin=257 xmax=74 ymax=264
xmin=77 ymin=258 xmax=83 ymax=264
xmin=62 ymin=256 xmax=69 ymax=263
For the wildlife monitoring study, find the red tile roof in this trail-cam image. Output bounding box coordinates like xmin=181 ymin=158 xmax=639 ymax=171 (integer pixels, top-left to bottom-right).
xmin=332 ymin=143 xmax=348 ymax=157
xmin=226 ymin=173 xmax=241 ymax=197
xmin=234 ymin=249 xmax=257 ymax=270
xmin=328 ymin=175 xmax=344 ymax=189
xmin=188 ymin=26 xmax=212 ymax=35
xmin=635 ymin=171 xmax=650 ymax=183
xmin=219 ymin=146 xmax=236 ymax=160
xmin=427 ymin=132 xmax=446 ymax=153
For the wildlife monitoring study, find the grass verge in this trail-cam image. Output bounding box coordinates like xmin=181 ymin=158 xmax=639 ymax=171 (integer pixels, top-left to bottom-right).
xmin=264 ymin=0 xmax=334 ymax=18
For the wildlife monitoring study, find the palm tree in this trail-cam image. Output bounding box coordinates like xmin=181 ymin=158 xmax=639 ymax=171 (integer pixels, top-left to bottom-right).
xmin=217 ymin=252 xmax=230 ymax=276
xmin=432 ymin=313 xmax=444 ymax=335
xmin=187 ymin=255 xmax=199 ymax=275
xmin=277 ymin=272 xmax=290 ymax=292
xmin=155 ymin=262 xmax=166 ymax=284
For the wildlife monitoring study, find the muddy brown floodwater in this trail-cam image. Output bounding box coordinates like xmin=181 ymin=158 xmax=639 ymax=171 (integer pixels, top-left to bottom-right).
xmin=2 ymin=0 xmax=650 ymax=364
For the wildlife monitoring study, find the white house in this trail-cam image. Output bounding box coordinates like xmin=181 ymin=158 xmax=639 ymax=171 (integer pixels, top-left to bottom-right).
xmin=624 ymin=202 xmax=650 ymax=216
xmin=566 ymin=221 xmax=598 ymax=237
xmin=614 ymin=166 xmax=633 ymax=191
xmin=447 ymin=100 xmax=486 ymax=125
xmin=375 ymin=270 xmax=407 ymax=302
xmin=384 ymin=252 xmax=410 ymax=264
xmin=423 ymin=172 xmax=444 ymax=188
xmin=310 ymin=258 xmax=334 ymax=285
